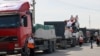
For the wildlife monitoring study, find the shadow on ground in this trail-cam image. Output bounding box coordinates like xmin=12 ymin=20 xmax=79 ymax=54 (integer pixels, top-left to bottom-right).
xmin=35 ymin=47 xmax=83 ymax=56
xmin=34 ymin=43 xmax=93 ymax=56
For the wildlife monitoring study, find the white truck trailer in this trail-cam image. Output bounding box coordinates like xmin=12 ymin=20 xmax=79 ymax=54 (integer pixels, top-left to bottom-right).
xmin=33 ymin=24 xmax=56 ymax=53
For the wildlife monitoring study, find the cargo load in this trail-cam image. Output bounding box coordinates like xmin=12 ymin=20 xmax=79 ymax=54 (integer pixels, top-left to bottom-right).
xmin=34 ymin=24 xmax=56 ymax=39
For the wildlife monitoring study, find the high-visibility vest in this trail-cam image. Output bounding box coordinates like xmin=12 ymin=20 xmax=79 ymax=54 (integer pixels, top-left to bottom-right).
xmin=27 ymin=37 xmax=35 ymax=48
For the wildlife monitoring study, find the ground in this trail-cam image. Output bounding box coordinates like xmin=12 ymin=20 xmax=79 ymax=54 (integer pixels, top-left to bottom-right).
xmin=7 ymin=42 xmax=100 ymax=56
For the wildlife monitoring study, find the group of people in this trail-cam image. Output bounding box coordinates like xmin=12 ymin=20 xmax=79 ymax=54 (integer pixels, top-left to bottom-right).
xmin=96 ymin=35 xmax=100 ymax=46
xmin=89 ymin=32 xmax=100 ymax=47
xmin=65 ymin=15 xmax=83 ymax=47
xmin=78 ymin=32 xmax=100 ymax=48
xmin=65 ymin=15 xmax=79 ymax=33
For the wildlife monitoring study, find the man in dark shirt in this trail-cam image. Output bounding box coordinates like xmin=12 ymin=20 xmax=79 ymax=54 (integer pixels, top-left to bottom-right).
xmin=90 ymin=33 xmax=94 ymax=49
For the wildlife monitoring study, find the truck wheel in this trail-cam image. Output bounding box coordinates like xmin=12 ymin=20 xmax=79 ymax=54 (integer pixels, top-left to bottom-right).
xmin=61 ymin=46 xmax=67 ymax=49
xmin=71 ymin=39 xmax=76 ymax=47
xmin=71 ymin=39 xmax=77 ymax=47
xmin=21 ymin=47 xmax=30 ymax=56
xmin=44 ymin=45 xmax=53 ymax=53
xmin=44 ymin=41 xmax=53 ymax=53
xmin=61 ymin=44 xmax=67 ymax=49
xmin=71 ymin=44 xmax=75 ymax=47
xmin=0 ymin=55 xmax=6 ymax=56
xmin=61 ymin=40 xmax=67 ymax=49
xmin=21 ymin=48 xmax=26 ymax=56
xmin=52 ymin=42 xmax=56 ymax=52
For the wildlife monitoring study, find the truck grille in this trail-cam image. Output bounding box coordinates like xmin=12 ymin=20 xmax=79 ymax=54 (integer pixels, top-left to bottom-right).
xmin=0 ymin=36 xmax=18 ymax=42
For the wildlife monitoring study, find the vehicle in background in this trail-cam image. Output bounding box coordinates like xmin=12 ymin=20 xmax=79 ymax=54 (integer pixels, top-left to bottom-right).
xmin=44 ymin=15 xmax=80 ymax=49
xmin=79 ymin=28 xmax=88 ymax=43
xmin=33 ymin=24 xmax=56 ymax=53
xmin=86 ymin=29 xmax=99 ymax=41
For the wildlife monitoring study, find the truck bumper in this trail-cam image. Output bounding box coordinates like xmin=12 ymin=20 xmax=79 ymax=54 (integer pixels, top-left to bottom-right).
xmin=0 ymin=52 xmax=7 ymax=55
xmin=0 ymin=48 xmax=21 ymax=55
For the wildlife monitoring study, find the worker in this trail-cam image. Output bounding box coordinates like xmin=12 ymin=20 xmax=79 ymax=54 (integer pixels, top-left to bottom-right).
xmin=66 ymin=20 xmax=73 ymax=28
xmin=79 ymin=35 xmax=84 ymax=47
xmin=96 ymin=35 xmax=100 ymax=46
xmin=90 ymin=33 xmax=94 ymax=49
xmin=27 ymin=33 xmax=35 ymax=56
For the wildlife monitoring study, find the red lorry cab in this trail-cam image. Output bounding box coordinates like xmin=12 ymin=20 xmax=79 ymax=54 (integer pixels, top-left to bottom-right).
xmin=0 ymin=2 xmax=33 ymax=54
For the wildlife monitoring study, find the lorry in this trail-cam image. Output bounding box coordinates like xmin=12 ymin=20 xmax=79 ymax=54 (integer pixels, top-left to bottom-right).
xmin=44 ymin=15 xmax=80 ymax=49
xmin=0 ymin=0 xmax=56 ymax=55
xmin=79 ymin=28 xmax=88 ymax=43
xmin=34 ymin=24 xmax=56 ymax=53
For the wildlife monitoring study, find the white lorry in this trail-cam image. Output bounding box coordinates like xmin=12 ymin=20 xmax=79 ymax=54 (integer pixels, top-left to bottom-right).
xmin=34 ymin=24 xmax=56 ymax=53
xmin=44 ymin=15 xmax=80 ymax=48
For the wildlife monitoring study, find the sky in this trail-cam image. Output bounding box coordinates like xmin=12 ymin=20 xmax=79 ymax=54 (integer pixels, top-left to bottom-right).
xmin=35 ymin=0 xmax=100 ymax=29
xmin=0 ymin=0 xmax=100 ymax=29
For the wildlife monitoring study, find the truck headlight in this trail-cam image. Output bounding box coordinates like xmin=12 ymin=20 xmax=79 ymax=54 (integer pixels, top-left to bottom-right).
xmin=15 ymin=43 xmax=19 ymax=47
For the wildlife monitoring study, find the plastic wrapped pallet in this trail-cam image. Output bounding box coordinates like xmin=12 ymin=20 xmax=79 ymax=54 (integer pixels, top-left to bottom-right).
xmin=64 ymin=29 xmax=72 ymax=38
xmin=35 ymin=24 xmax=44 ymax=38
xmin=35 ymin=24 xmax=56 ymax=39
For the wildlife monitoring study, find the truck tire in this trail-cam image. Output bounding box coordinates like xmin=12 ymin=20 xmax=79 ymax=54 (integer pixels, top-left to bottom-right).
xmin=71 ymin=44 xmax=75 ymax=47
xmin=43 ymin=41 xmax=53 ymax=53
xmin=71 ymin=38 xmax=76 ymax=47
xmin=61 ymin=40 xmax=67 ymax=49
xmin=0 ymin=55 xmax=6 ymax=56
xmin=61 ymin=45 xmax=67 ymax=49
xmin=52 ymin=42 xmax=56 ymax=52
xmin=43 ymin=46 xmax=53 ymax=53
xmin=21 ymin=38 xmax=30 ymax=56
xmin=21 ymin=47 xmax=30 ymax=56
xmin=21 ymin=48 xmax=26 ymax=56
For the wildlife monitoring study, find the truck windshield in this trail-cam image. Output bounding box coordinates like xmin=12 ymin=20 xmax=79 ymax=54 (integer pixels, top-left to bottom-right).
xmin=0 ymin=15 xmax=20 ymax=28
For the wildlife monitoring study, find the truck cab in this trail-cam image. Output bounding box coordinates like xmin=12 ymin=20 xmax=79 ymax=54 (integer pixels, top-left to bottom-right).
xmin=0 ymin=1 xmax=33 ymax=55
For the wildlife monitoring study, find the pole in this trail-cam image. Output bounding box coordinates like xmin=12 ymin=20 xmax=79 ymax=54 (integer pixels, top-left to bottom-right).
xmin=89 ymin=15 xmax=91 ymax=28
xmin=89 ymin=15 xmax=93 ymax=49
xmin=32 ymin=0 xmax=36 ymax=24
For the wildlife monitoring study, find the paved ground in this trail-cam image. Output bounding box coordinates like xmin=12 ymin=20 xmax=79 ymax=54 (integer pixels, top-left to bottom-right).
xmin=7 ymin=42 xmax=100 ymax=56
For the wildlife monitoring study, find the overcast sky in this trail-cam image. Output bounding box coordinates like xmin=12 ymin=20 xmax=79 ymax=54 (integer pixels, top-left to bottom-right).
xmin=35 ymin=0 xmax=100 ymax=29
xmin=1 ymin=0 xmax=100 ymax=29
